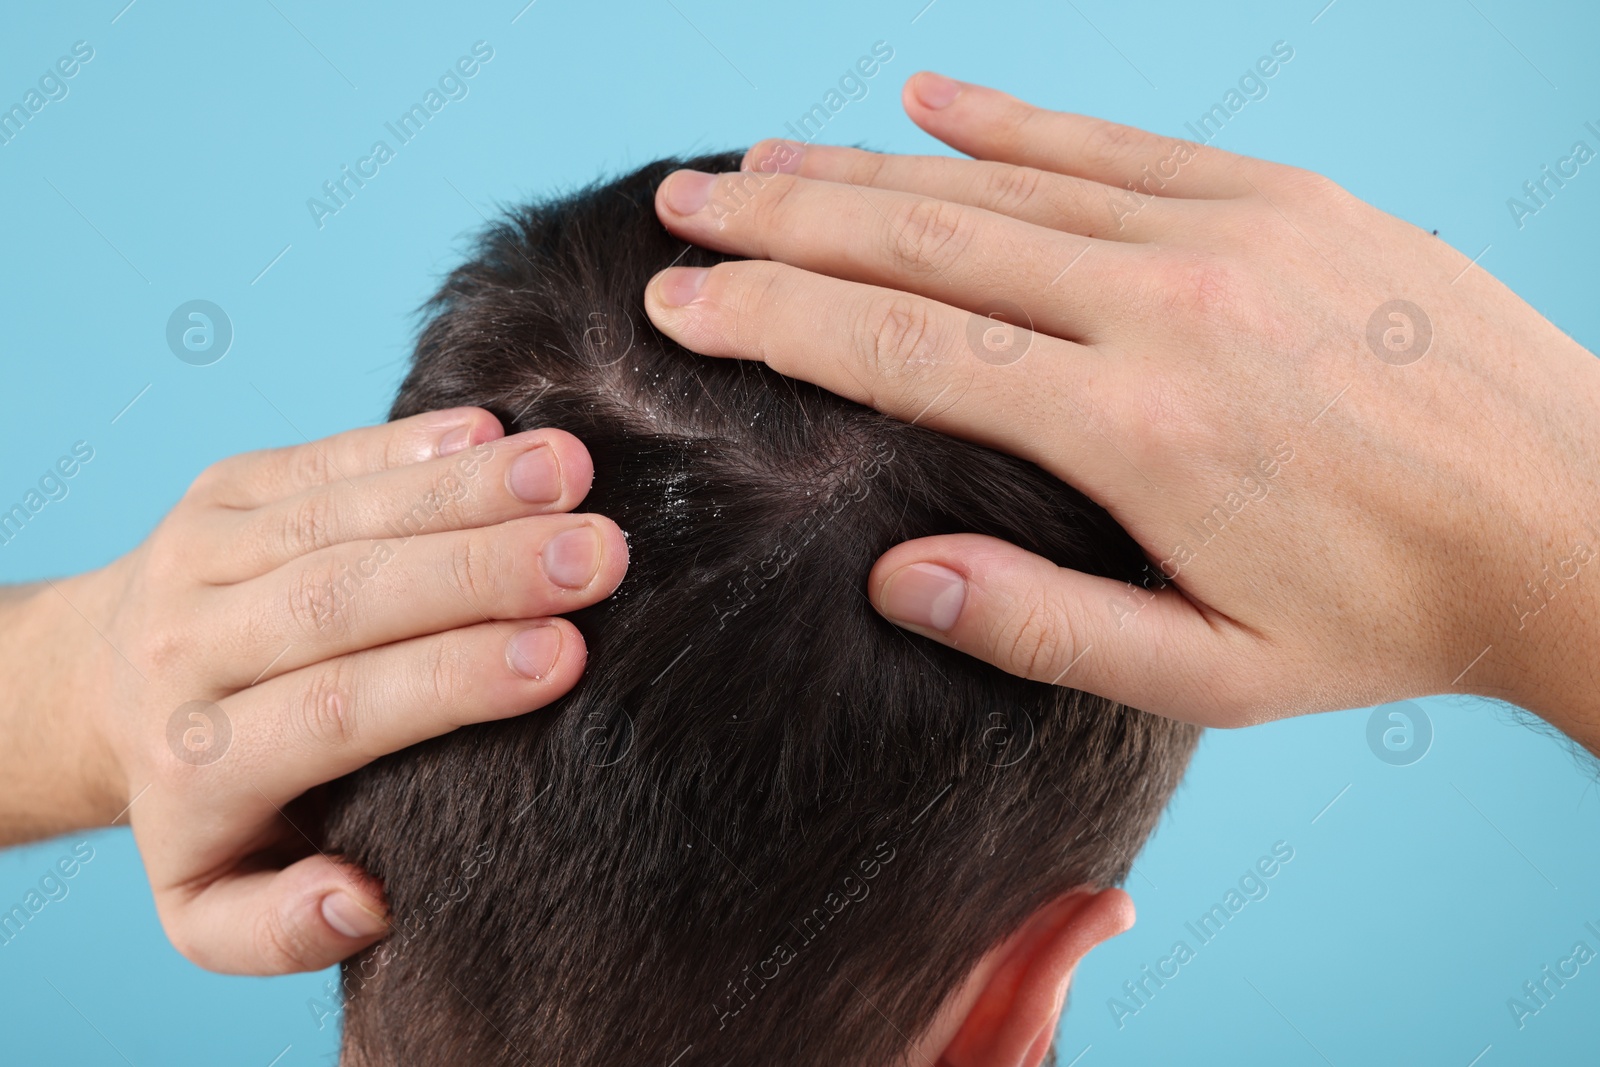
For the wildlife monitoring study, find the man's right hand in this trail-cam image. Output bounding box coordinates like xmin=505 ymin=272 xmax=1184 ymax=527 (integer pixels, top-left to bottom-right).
xmin=0 ymin=407 xmax=629 ymax=974
xmin=646 ymin=74 xmax=1600 ymax=747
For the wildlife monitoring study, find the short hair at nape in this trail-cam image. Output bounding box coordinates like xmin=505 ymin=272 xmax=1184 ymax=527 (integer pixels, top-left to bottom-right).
xmin=321 ymin=150 xmax=1199 ymax=1066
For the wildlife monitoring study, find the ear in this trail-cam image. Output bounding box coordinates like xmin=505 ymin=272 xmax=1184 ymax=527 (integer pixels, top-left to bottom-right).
xmin=912 ymin=888 xmax=1135 ymax=1067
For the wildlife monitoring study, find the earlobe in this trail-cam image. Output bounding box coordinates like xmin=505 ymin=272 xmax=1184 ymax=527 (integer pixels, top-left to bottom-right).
xmin=925 ymin=888 xmax=1135 ymax=1067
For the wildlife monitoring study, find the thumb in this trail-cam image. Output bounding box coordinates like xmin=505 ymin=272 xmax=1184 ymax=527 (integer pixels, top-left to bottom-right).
xmin=868 ymin=533 xmax=1243 ymax=724
xmin=160 ymin=854 xmax=389 ymax=975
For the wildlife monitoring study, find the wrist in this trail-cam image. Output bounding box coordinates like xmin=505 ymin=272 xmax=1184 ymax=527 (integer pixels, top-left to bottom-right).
xmin=1469 ymin=337 xmax=1600 ymax=751
xmin=0 ymin=573 xmax=125 ymax=844
xmin=1500 ymin=544 xmax=1600 ymax=754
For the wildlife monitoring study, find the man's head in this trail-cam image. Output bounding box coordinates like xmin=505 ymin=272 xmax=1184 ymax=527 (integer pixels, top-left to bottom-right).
xmin=322 ymin=150 xmax=1198 ymax=1066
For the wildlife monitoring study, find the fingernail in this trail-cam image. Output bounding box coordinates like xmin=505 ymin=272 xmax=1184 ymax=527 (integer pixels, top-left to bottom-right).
xmin=508 ymin=444 xmax=562 ymax=504
xmin=507 ymin=624 xmax=563 ymax=680
xmin=914 ymin=72 xmax=963 ymax=110
xmin=438 ymin=424 xmax=474 ymax=457
xmin=880 ymin=562 xmax=966 ymax=631
xmin=542 ymin=524 xmax=602 ymax=589
xmin=746 ymin=139 xmax=805 ymax=175
xmin=662 ymin=169 xmax=716 ymax=215
xmin=657 ymin=267 xmax=709 ymax=307
xmin=322 ymin=892 xmax=387 ymax=939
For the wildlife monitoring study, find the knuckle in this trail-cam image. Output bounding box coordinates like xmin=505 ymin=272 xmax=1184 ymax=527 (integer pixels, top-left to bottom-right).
xmin=251 ymin=904 xmax=322 ymax=973
xmin=982 ymin=164 xmax=1045 ymax=215
xmin=742 ymin=170 xmax=800 ymax=230
xmin=277 ymin=491 xmax=339 ymax=560
xmin=1312 ymin=175 xmax=1363 ymax=226
xmin=1271 ymin=163 xmax=1339 ymax=200
xmin=1147 ymin=252 xmax=1243 ymax=329
xmin=860 ymin=295 xmax=945 ymax=382
xmin=140 ymin=528 xmax=192 ymax=586
xmin=731 ymin=265 xmax=788 ymax=365
xmin=418 ymin=632 xmax=474 ymax=717
xmin=140 ymin=625 xmax=191 ymax=680
xmin=1252 ymin=167 xmax=1357 ymax=235
xmin=295 ymin=658 xmax=357 ymax=750
xmin=1078 ymin=120 xmax=1147 ymax=170
xmin=1121 ymin=376 xmax=1205 ymax=466
xmin=423 ymin=466 xmax=471 ymax=524
xmin=125 ymin=564 xmax=193 ymax=674
xmin=285 ymin=557 xmax=351 ymax=639
xmin=889 ymin=197 xmax=973 ymax=275
xmin=446 ymin=530 xmax=504 ymax=608
xmin=995 ymin=102 xmax=1047 ymax=158
xmin=1001 ymin=595 xmax=1075 ymax=683
xmin=378 ymin=424 xmax=414 ymax=471
xmin=389 ymin=479 xmax=451 ymax=539
xmin=857 ymin=149 xmax=893 ymax=187
xmin=284 ymin=443 xmax=335 ymax=490
xmin=185 ymin=457 xmax=234 ymax=504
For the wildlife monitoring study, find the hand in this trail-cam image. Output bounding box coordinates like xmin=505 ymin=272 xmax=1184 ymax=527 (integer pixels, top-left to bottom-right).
xmin=642 ymin=74 xmax=1600 ymax=746
xmin=0 ymin=409 xmax=629 ymax=973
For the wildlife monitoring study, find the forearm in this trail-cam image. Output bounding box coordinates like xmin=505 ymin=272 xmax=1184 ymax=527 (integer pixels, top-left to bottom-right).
xmin=0 ymin=576 xmax=122 ymax=845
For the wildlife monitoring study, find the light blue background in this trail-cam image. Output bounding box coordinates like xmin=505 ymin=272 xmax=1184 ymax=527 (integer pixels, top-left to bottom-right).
xmin=2 ymin=1 xmax=1597 ymax=1063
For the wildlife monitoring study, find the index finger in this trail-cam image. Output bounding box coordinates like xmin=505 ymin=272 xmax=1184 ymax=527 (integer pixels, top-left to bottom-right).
xmin=644 ymin=258 xmax=1138 ymax=492
xmin=193 ymin=407 xmax=506 ymax=510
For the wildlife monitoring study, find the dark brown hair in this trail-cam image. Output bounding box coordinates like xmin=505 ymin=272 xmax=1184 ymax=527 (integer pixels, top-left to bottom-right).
xmin=322 ymin=150 xmax=1199 ymax=1066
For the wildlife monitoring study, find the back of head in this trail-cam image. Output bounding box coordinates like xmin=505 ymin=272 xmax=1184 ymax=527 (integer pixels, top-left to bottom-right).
xmin=323 ymin=150 xmax=1199 ymax=1066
